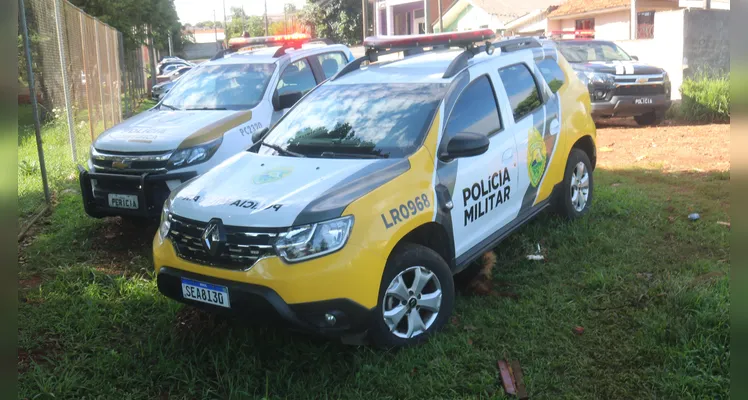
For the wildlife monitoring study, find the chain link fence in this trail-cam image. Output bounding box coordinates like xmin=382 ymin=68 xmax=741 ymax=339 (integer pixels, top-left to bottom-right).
xmin=18 ymin=0 xmax=151 ymax=231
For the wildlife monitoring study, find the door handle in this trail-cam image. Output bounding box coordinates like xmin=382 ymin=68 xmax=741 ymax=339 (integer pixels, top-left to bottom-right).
xmin=502 ymin=149 xmax=514 ymax=161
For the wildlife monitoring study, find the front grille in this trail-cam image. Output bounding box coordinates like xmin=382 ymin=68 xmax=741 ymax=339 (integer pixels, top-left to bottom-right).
xmin=614 ymin=84 xmax=665 ymax=96
xmin=92 ymin=148 xmax=171 ymax=175
xmin=168 ymin=215 xmax=285 ymax=270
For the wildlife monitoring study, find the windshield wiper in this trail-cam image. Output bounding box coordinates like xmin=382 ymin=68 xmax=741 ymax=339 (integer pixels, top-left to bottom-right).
xmin=160 ymin=103 xmax=180 ymax=110
xmin=184 ymin=107 xmax=228 ymax=110
xmin=260 ymin=142 xmax=305 ymax=158
xmin=320 ymin=151 xmax=388 ymax=159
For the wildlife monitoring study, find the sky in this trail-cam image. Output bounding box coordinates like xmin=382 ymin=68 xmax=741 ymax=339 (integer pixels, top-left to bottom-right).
xmin=174 ymin=0 xmax=308 ymax=25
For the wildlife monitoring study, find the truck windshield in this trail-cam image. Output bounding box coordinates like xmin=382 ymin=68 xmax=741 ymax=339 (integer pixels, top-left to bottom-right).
xmin=259 ymin=83 xmax=447 ymax=159
xmin=557 ymin=42 xmax=632 ymax=63
xmin=161 ymin=63 xmax=276 ymax=110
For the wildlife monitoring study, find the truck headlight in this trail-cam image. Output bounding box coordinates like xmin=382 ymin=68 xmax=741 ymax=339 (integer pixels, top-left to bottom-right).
xmin=576 ymin=71 xmax=615 ymax=86
xmin=167 ymin=136 xmax=222 ymax=169
xmin=274 ymin=216 xmax=354 ymax=262
xmin=158 ymin=198 xmax=172 ymax=243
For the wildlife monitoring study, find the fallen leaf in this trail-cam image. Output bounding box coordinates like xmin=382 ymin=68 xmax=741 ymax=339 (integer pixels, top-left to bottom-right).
xmin=599 ymin=146 xmax=614 ymax=152
xmin=467 ymin=338 xmax=473 ymax=345
xmin=572 ymin=326 xmax=585 ymax=335
xmin=611 ymin=183 xmax=621 ymax=187
xmin=717 ymin=221 xmax=730 ymax=228
xmin=635 ymin=155 xmax=647 ymax=162
xmin=463 ymin=325 xmax=477 ymax=332
xmin=636 ymin=272 xmax=653 ymax=280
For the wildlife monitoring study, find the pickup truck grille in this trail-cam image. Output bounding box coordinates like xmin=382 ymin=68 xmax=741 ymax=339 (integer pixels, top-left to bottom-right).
xmin=91 ymin=148 xmax=171 ymax=175
xmin=614 ymin=84 xmax=666 ymax=96
xmin=167 ymin=215 xmax=284 ymax=270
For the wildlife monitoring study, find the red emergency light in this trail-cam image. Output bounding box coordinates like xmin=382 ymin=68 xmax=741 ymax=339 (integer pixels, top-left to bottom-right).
xmin=363 ymin=29 xmax=496 ymax=50
xmin=228 ymin=33 xmax=311 ymax=50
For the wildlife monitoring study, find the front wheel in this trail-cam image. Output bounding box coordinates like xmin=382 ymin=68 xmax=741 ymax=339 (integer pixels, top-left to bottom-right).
xmin=634 ymin=111 xmax=664 ymax=126
xmin=369 ymin=243 xmax=454 ymax=348
xmin=554 ymin=149 xmax=594 ymax=219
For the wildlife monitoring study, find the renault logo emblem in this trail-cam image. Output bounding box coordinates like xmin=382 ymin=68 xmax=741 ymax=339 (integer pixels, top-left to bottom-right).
xmin=202 ymin=218 xmax=226 ymax=257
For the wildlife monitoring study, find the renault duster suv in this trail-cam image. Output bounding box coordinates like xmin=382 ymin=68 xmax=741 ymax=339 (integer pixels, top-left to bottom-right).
xmin=153 ymin=30 xmax=597 ymax=347
xmin=79 ymin=34 xmax=352 ymax=220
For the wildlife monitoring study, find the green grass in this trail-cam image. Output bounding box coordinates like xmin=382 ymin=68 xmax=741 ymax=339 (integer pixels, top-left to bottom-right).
xmin=18 ymin=166 xmax=730 ymax=398
xmin=17 ymin=99 xmax=157 ymax=224
xmin=672 ymin=72 xmax=730 ymax=123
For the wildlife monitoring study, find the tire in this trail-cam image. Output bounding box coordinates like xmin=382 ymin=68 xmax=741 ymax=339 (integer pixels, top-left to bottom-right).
xmin=634 ymin=111 xmax=664 ymax=126
xmin=554 ymin=149 xmax=594 ymax=219
xmin=369 ymin=243 xmax=455 ymax=348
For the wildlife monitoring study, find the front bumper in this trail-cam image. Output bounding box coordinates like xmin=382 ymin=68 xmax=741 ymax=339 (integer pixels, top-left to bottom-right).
xmin=78 ymin=165 xmax=196 ymax=218
xmin=591 ymin=94 xmax=671 ymax=118
xmin=157 ymin=266 xmax=374 ymax=336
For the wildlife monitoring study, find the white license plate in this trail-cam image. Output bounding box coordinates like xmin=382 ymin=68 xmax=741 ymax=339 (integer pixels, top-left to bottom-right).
xmin=108 ymin=193 xmax=139 ymax=209
xmin=181 ymin=278 xmax=230 ymax=308
xmin=634 ymin=97 xmax=653 ymax=105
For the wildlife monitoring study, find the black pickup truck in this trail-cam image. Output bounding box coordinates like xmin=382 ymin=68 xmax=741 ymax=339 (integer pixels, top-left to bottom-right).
xmin=556 ymin=39 xmax=671 ymax=125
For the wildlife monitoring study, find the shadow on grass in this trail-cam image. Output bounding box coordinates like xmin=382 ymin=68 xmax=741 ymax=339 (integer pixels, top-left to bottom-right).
xmin=18 ymin=166 xmax=730 ymax=399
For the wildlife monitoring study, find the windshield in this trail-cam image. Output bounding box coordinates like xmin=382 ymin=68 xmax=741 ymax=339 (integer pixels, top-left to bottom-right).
xmin=161 ymin=63 xmax=276 ymax=110
xmin=558 ymin=42 xmax=632 ymax=63
xmin=259 ymin=83 xmax=447 ymax=159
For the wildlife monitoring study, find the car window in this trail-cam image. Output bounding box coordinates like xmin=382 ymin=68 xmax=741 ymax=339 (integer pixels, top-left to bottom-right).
xmin=277 ymin=59 xmax=317 ymax=97
xmin=260 ymin=83 xmax=447 ymax=159
xmin=316 ymin=52 xmax=348 ymax=79
xmin=445 ymin=75 xmax=501 ymax=138
xmin=558 ymin=42 xmax=632 ymax=62
xmin=498 ymin=64 xmax=542 ymax=122
xmin=536 ymin=58 xmax=565 ymax=93
xmin=160 ymin=63 xmax=276 ymax=110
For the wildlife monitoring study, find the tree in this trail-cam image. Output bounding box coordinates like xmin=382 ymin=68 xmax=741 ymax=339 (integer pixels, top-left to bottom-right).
xmin=300 ymin=0 xmax=361 ymax=45
xmin=225 ymin=7 xmax=265 ymax=40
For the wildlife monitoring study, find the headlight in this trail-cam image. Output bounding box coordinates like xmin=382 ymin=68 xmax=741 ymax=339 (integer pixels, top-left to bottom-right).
xmin=274 ymin=216 xmax=354 ymax=262
xmin=167 ymin=136 xmax=222 ymax=169
xmin=158 ymin=198 xmax=172 ymax=243
xmin=577 ymin=71 xmax=615 ymax=86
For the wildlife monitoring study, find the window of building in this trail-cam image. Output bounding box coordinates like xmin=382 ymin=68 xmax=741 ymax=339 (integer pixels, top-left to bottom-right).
xmin=498 ymin=64 xmax=542 ymax=122
xmin=637 ymin=11 xmax=655 ymax=39
xmin=536 ymin=58 xmax=565 ymax=94
xmin=575 ymin=18 xmax=595 ymax=38
xmin=445 ymin=75 xmax=501 ymax=137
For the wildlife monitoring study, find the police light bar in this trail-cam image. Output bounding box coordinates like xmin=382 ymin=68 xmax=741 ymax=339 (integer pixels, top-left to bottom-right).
xmin=228 ymin=33 xmax=311 ymax=50
xmin=363 ymin=29 xmax=496 ymax=50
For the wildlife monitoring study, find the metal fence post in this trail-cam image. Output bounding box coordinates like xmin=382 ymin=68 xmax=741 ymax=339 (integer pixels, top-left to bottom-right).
xmin=118 ymin=32 xmax=129 ymax=118
xmin=93 ymin=20 xmax=106 ymax=130
xmin=79 ymin=13 xmax=94 ymax=140
xmin=53 ymin=0 xmax=78 ymax=161
xmin=19 ymin=0 xmax=51 ymax=204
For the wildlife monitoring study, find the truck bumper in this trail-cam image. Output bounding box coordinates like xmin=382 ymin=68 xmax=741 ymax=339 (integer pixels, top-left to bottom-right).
xmin=591 ymin=94 xmax=671 ymax=118
xmin=78 ymin=165 xmax=196 ymax=218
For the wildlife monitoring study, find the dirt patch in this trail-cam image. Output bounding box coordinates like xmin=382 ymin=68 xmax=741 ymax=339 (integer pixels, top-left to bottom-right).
xmin=90 ymin=217 xmax=158 ymax=274
xmin=595 ymin=119 xmax=729 ymax=172
xmin=173 ymin=307 xmax=230 ymax=337
xmin=18 ymin=275 xmax=43 ymax=290
xmin=18 ymin=334 xmax=62 ymax=374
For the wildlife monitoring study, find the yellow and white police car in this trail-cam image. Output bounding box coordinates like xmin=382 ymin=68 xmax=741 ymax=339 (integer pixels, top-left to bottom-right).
xmin=79 ymin=34 xmax=353 ymax=219
xmin=153 ymin=30 xmax=597 ymax=347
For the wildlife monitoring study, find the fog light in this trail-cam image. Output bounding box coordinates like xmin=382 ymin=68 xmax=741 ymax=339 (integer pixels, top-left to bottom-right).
xmin=595 ymin=90 xmax=605 ymax=99
xmin=324 ymin=313 xmax=336 ymax=326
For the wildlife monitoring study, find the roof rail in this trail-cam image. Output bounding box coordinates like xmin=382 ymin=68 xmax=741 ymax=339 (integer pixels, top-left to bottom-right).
xmin=332 ymin=30 xmax=495 ymax=81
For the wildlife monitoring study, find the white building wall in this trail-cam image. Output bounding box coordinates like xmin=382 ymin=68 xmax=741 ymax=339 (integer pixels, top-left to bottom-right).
xmin=455 ymin=6 xmax=504 ymax=31
xmin=593 ymin=10 xmax=631 ymax=40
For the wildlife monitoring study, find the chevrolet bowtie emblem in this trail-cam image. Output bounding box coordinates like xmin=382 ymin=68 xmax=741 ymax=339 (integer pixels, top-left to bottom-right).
xmin=637 ymin=77 xmax=648 ymax=83
xmin=111 ymin=158 xmax=131 ymax=169
xmin=202 ymin=218 xmax=226 ymax=257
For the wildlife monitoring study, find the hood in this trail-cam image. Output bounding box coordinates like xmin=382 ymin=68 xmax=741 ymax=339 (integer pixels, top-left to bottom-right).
xmin=170 ymin=152 xmax=410 ymax=228
xmin=571 ymin=61 xmax=664 ymax=76
xmin=93 ymin=109 xmax=252 ymax=153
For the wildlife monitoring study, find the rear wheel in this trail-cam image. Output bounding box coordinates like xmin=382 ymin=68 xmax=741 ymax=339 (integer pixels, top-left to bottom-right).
xmin=554 ymin=149 xmax=593 ymax=219
xmin=634 ymin=111 xmax=664 ymax=126
xmin=369 ymin=243 xmax=454 ymax=348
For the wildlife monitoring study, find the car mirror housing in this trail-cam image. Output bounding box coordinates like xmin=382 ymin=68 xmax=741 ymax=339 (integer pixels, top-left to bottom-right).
xmin=272 ymin=91 xmax=303 ymax=111
xmin=631 ymin=55 xmax=639 ymax=61
xmin=439 ymin=132 xmax=490 ymax=161
xmin=251 ymin=127 xmax=270 ymax=143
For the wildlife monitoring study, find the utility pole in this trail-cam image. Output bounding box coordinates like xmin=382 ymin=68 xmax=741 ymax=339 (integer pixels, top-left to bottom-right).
xmin=168 ymin=35 xmax=173 ymax=56
xmin=361 ymin=0 xmax=367 ymax=38
xmin=214 ymin=9 xmax=219 ymax=49
xmin=284 ymin=4 xmax=288 ymax=34
xmin=264 ymin=0 xmax=269 ymax=36
xmin=242 ymin=5 xmax=246 ymax=33
xmin=423 ymin=0 xmax=431 ymax=34
xmin=222 ymin=0 xmax=228 ymax=43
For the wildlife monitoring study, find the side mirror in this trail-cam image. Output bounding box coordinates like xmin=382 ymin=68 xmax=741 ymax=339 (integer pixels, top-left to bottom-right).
xmin=251 ymin=127 xmax=269 ymax=143
xmin=631 ymin=55 xmax=639 ymax=61
xmin=439 ymin=132 xmax=490 ymax=161
xmin=272 ymin=91 xmax=303 ymax=111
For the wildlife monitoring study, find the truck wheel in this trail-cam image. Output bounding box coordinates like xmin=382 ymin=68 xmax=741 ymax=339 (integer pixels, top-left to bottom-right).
xmin=554 ymin=149 xmax=593 ymax=219
xmin=369 ymin=243 xmax=454 ymax=348
xmin=634 ymin=111 xmax=664 ymax=126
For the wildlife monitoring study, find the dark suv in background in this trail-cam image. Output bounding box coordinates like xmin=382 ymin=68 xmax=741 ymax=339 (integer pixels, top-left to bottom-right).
xmin=556 ymin=40 xmax=671 ymax=125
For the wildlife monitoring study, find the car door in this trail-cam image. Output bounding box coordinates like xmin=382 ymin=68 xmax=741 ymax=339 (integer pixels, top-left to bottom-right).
xmin=270 ymin=58 xmax=320 ymax=125
xmin=495 ymin=59 xmax=560 ymax=219
xmin=441 ymin=72 xmax=519 ymax=259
